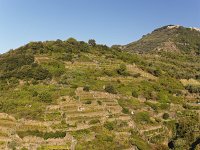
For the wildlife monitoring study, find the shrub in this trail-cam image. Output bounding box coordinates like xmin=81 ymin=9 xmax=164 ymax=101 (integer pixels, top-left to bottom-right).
xmin=85 ymin=100 xmax=92 ymax=104
xmin=61 ymin=54 xmax=73 ymax=61
xmin=157 ymin=91 xmax=170 ymax=103
xmin=135 ymin=112 xmax=151 ymax=124
xmin=147 ymin=68 xmax=162 ymax=77
xmin=31 ymin=79 xmax=38 ymax=85
xmin=103 ymin=68 xmax=117 ymax=77
xmin=89 ymin=119 xmax=100 ymax=124
xmin=105 ymin=85 xmax=117 ymax=94
xmin=163 ymin=113 xmax=170 ymax=120
xmin=132 ymin=90 xmax=139 ymax=98
xmin=116 ymin=64 xmax=129 ymax=76
xmin=97 ymin=100 xmax=102 ymax=105
xmin=104 ymin=121 xmax=116 ymax=131
xmin=7 ymin=141 xmax=17 ymax=150
xmin=32 ymin=91 xmax=38 ymax=97
xmin=32 ymin=66 xmax=52 ymax=80
xmin=17 ymin=130 xmax=66 ymax=140
xmin=43 ymin=131 xmax=66 ymax=140
xmin=130 ymin=135 xmax=151 ymax=150
xmin=0 ymin=54 xmax=34 ymax=71
xmin=145 ymin=102 xmax=159 ymax=111
xmin=83 ymin=86 xmax=90 ymax=92
xmin=185 ymin=85 xmax=200 ymax=93
xmin=132 ymin=73 xmax=141 ymax=78
xmin=38 ymin=92 xmax=52 ymax=103
xmin=159 ymin=103 xmax=170 ymax=110
xmin=122 ymin=107 xmax=129 ymax=114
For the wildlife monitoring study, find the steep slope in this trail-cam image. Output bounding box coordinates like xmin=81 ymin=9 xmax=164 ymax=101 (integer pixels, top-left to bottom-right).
xmin=0 ymin=32 xmax=199 ymax=150
xmin=123 ymin=25 xmax=200 ymax=55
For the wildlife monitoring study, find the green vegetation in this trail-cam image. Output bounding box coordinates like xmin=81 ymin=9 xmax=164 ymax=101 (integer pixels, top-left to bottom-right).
xmin=104 ymin=85 xmax=117 ymax=94
xmin=116 ymin=64 xmax=129 ymax=76
xmin=38 ymin=92 xmax=53 ymax=103
xmin=0 ymin=25 xmax=199 ymax=149
xmin=130 ymin=131 xmax=151 ymax=150
xmin=104 ymin=121 xmax=116 ymax=131
xmin=171 ymin=110 xmax=200 ymax=149
xmin=88 ymin=39 xmax=96 ymax=47
xmin=83 ymin=86 xmax=90 ymax=92
xmin=185 ymin=84 xmax=200 ymax=93
xmin=135 ymin=111 xmax=151 ymax=124
xmin=17 ymin=130 xmax=66 ymax=139
xmin=162 ymin=113 xmax=170 ymax=120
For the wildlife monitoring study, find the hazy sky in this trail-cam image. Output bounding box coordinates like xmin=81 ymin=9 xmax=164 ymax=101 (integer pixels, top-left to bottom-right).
xmin=0 ymin=0 xmax=200 ymax=53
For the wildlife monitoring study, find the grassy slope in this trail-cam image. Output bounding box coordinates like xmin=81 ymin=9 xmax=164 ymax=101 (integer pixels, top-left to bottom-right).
xmin=0 ymin=31 xmax=199 ymax=149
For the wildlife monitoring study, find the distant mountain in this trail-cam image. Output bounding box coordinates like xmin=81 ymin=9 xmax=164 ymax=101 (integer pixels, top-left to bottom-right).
xmin=123 ymin=25 xmax=200 ymax=55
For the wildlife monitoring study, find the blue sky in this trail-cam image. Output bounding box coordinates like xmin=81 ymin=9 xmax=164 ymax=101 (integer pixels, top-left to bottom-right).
xmin=0 ymin=0 xmax=200 ymax=53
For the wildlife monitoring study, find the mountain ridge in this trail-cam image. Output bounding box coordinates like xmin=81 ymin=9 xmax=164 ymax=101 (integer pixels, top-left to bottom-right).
xmin=121 ymin=25 xmax=200 ymax=55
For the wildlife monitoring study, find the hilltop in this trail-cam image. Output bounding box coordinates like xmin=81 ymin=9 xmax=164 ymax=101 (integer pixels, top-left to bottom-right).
xmin=122 ymin=25 xmax=200 ymax=55
xmin=0 ymin=26 xmax=199 ymax=150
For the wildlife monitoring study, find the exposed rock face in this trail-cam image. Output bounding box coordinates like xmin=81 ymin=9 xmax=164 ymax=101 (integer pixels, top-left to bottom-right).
xmin=167 ymin=25 xmax=180 ymax=29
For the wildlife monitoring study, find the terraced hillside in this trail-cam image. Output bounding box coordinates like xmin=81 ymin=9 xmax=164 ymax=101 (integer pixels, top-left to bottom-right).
xmin=0 ymin=26 xmax=199 ymax=150
xmin=123 ymin=25 xmax=200 ymax=55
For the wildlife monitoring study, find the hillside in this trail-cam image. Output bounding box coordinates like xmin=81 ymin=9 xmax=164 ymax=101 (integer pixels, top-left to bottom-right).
xmin=123 ymin=25 xmax=200 ymax=55
xmin=0 ymin=27 xmax=199 ymax=150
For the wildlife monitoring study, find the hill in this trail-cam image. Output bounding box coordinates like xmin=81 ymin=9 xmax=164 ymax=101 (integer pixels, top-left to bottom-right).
xmin=0 ymin=28 xmax=199 ymax=150
xmin=123 ymin=25 xmax=200 ymax=55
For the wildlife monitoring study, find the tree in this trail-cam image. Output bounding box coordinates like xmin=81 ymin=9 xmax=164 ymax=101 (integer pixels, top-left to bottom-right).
xmin=66 ymin=38 xmax=78 ymax=45
xmin=88 ymin=39 xmax=96 ymax=46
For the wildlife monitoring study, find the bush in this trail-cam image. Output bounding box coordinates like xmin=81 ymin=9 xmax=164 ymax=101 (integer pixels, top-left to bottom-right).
xmin=147 ymin=68 xmax=162 ymax=77
xmin=132 ymin=90 xmax=139 ymax=98
xmin=104 ymin=121 xmax=116 ymax=131
xmin=32 ymin=66 xmax=52 ymax=80
xmin=122 ymin=107 xmax=129 ymax=114
xmin=116 ymin=64 xmax=129 ymax=76
xmin=38 ymin=92 xmax=52 ymax=103
xmin=105 ymin=85 xmax=117 ymax=94
xmin=103 ymin=69 xmax=117 ymax=77
xmin=89 ymin=119 xmax=100 ymax=124
xmin=61 ymin=54 xmax=73 ymax=61
xmin=163 ymin=113 xmax=170 ymax=120
xmin=43 ymin=131 xmax=66 ymax=140
xmin=0 ymin=54 xmax=34 ymax=71
xmin=85 ymin=100 xmax=92 ymax=104
xmin=185 ymin=85 xmax=200 ymax=93
xmin=130 ymin=135 xmax=151 ymax=150
xmin=83 ymin=86 xmax=90 ymax=92
xmin=32 ymin=91 xmax=38 ymax=97
xmin=135 ymin=112 xmax=151 ymax=124
xmin=17 ymin=130 xmax=66 ymax=140
xmin=132 ymin=73 xmax=141 ymax=78
xmin=97 ymin=100 xmax=102 ymax=105
xmin=157 ymin=91 xmax=170 ymax=103
xmin=159 ymin=103 xmax=170 ymax=110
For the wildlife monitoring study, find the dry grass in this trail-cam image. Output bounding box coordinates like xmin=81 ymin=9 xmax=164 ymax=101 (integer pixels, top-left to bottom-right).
xmin=180 ymin=78 xmax=200 ymax=86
